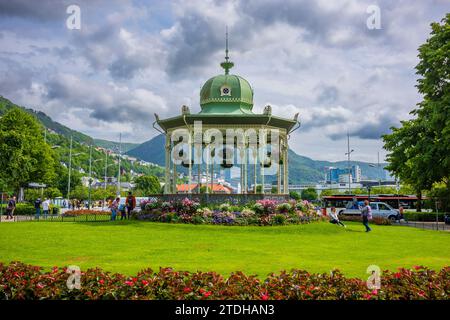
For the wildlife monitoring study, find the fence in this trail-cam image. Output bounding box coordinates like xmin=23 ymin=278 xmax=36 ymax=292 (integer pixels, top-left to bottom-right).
xmin=0 ymin=213 xmax=112 ymax=223
xmin=149 ymin=193 xmax=290 ymax=205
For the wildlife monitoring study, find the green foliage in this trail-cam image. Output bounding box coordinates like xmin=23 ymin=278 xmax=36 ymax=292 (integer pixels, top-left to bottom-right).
xmin=134 ymin=175 xmax=160 ymax=195
xmin=301 ymin=188 xmax=318 ymax=201
xmin=1 ymin=262 xmax=449 ymax=300
xmin=383 ymin=14 xmax=450 ymax=205
xmin=289 ymin=191 xmax=301 ymax=200
xmin=0 ymin=108 xmax=56 ymax=193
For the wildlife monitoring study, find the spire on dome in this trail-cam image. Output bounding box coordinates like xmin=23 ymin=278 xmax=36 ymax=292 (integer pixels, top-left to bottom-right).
xmin=220 ymin=26 xmax=234 ymax=75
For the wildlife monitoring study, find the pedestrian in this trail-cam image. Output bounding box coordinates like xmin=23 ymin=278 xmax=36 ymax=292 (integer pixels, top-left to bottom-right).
xmin=398 ymin=206 xmax=404 ymax=221
xmin=110 ymin=197 xmax=120 ymax=221
xmin=42 ymin=198 xmax=51 ymax=219
xmin=34 ymin=198 xmax=42 ymax=220
xmin=125 ymin=192 xmax=136 ymax=219
xmin=361 ymin=200 xmax=372 ymax=232
xmin=6 ymin=196 xmax=16 ymax=220
xmin=329 ymin=207 xmax=346 ymax=228
xmin=119 ymin=202 xmax=127 ymax=220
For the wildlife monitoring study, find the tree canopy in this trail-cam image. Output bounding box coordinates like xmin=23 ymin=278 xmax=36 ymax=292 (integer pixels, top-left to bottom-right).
xmin=0 ymin=108 xmax=56 ymax=194
xmin=383 ymin=14 xmax=450 ymax=209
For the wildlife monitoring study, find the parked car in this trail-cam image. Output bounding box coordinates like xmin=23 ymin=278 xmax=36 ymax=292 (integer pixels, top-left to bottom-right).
xmin=338 ymin=202 xmax=400 ymax=221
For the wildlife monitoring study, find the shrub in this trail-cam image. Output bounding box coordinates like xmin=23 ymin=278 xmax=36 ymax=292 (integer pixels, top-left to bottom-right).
xmin=277 ymin=202 xmax=292 ymax=214
xmin=0 ymin=203 xmax=35 ymax=215
xmin=62 ymin=210 xmax=105 ymax=217
xmin=0 ymin=262 xmax=448 ymax=300
xmin=403 ymin=212 xmax=445 ymax=222
xmin=271 ymin=214 xmax=287 ymax=225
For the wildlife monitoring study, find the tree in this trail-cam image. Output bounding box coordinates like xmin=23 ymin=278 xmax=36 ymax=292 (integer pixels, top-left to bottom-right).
xmin=383 ymin=14 xmax=450 ymax=211
xmin=301 ymin=188 xmax=318 ymax=201
xmin=289 ymin=191 xmax=301 ymax=200
xmin=0 ymin=108 xmax=56 ymax=195
xmin=134 ymin=175 xmax=160 ymax=195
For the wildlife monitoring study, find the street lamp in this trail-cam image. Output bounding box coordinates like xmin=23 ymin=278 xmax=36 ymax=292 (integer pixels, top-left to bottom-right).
xmin=88 ymin=145 xmax=103 ymax=210
xmin=67 ymin=136 xmax=83 ymax=204
xmin=345 ymin=132 xmax=354 ymax=194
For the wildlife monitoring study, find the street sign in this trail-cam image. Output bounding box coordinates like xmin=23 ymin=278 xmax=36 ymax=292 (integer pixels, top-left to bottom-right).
xmin=28 ymin=183 xmax=47 ymax=188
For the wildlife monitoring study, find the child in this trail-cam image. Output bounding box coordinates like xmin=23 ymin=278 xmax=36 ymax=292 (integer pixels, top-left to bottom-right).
xmin=329 ymin=207 xmax=346 ymax=228
xmin=119 ymin=202 xmax=127 ymax=220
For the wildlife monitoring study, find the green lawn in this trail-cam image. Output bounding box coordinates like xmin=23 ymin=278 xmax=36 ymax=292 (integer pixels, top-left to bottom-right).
xmin=0 ymin=221 xmax=448 ymax=278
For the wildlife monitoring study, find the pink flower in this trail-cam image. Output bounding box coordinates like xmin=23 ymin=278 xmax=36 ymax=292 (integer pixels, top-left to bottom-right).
xmin=418 ymin=290 xmax=425 ymax=297
xmin=203 ymin=291 xmax=212 ymax=298
xmin=52 ymin=266 xmax=58 ymax=273
xmin=98 ymin=279 xmax=105 ymax=285
xmin=36 ymin=283 xmax=45 ymax=289
xmin=261 ymin=292 xmax=269 ymax=300
xmin=183 ymin=287 xmax=192 ymax=293
xmin=414 ymin=265 xmax=423 ymax=270
xmin=124 ymin=281 xmax=134 ymax=286
xmin=371 ymin=289 xmax=378 ymax=295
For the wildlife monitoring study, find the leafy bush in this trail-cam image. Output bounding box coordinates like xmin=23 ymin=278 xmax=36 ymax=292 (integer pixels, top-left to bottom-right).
xmin=0 ymin=203 xmax=35 ymax=215
xmin=271 ymin=214 xmax=287 ymax=225
xmin=339 ymin=215 xmax=392 ymax=225
xmin=0 ymin=262 xmax=448 ymax=300
xmin=62 ymin=210 xmax=106 ymax=217
xmin=403 ymin=212 xmax=445 ymax=222
xmin=276 ymin=202 xmax=292 ymax=214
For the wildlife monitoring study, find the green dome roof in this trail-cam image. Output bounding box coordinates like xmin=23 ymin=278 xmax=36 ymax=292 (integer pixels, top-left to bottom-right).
xmin=200 ymin=74 xmax=254 ymax=114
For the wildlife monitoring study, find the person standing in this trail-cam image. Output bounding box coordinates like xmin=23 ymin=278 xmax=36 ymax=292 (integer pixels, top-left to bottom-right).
xmin=6 ymin=196 xmax=16 ymax=220
xmin=361 ymin=200 xmax=372 ymax=232
xmin=34 ymin=198 xmax=42 ymax=220
xmin=125 ymin=192 xmax=136 ymax=219
xmin=42 ymin=198 xmax=51 ymax=219
xmin=110 ymin=197 xmax=120 ymax=221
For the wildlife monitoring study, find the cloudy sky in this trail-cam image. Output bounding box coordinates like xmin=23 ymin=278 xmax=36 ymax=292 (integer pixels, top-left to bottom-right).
xmin=0 ymin=0 xmax=448 ymax=162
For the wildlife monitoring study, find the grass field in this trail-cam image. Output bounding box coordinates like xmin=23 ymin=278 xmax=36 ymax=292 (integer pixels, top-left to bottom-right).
xmin=0 ymin=221 xmax=448 ymax=278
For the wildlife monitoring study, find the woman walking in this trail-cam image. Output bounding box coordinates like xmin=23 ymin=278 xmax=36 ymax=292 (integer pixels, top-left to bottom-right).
xmin=110 ymin=197 xmax=120 ymax=221
xmin=361 ymin=200 xmax=372 ymax=232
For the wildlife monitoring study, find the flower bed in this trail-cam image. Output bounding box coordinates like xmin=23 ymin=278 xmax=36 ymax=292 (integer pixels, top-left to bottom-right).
xmin=0 ymin=262 xmax=448 ymax=300
xmin=62 ymin=210 xmax=109 ymax=217
xmin=133 ymin=198 xmax=324 ymax=226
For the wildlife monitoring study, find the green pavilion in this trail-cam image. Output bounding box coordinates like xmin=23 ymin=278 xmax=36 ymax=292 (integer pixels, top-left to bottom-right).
xmin=154 ymin=40 xmax=300 ymax=196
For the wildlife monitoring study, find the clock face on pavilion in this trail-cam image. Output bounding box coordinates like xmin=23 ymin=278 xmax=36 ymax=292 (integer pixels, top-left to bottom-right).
xmin=220 ymin=85 xmax=231 ymax=96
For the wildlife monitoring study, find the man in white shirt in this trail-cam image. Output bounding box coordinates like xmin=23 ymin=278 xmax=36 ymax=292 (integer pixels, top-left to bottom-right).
xmin=42 ymin=198 xmax=51 ymax=219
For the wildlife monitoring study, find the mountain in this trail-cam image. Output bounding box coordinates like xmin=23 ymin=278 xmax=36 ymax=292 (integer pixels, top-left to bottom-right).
xmin=0 ymin=96 xmax=93 ymax=144
xmin=126 ymin=135 xmax=388 ymax=184
xmin=94 ymin=139 xmax=139 ymax=153
xmin=0 ymin=96 xmax=135 ymax=151
xmin=126 ymin=134 xmax=166 ymax=165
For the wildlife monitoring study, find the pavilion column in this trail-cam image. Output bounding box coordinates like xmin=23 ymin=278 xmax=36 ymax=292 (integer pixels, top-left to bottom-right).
xmin=188 ymin=132 xmax=192 ymax=194
xmin=173 ymin=159 xmax=177 ymax=194
xmin=164 ymin=140 xmax=171 ymax=194
xmin=243 ymin=146 xmax=248 ymax=194
xmin=210 ymin=148 xmax=214 ymax=194
xmin=277 ymin=152 xmax=281 ymax=194
xmin=253 ymin=148 xmax=257 ymax=194
xmin=283 ymin=142 xmax=289 ymax=194
xmin=205 ymin=143 xmax=209 ymax=194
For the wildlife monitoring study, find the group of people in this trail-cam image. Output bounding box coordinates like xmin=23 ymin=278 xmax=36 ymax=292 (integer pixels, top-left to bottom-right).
xmin=109 ymin=192 xmax=136 ymax=221
xmin=3 ymin=196 xmax=16 ymax=220
xmin=34 ymin=198 xmax=53 ymax=219
xmin=328 ymin=200 xmax=373 ymax=232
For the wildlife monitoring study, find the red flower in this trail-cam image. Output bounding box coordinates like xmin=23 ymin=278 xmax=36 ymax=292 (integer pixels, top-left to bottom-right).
xmin=124 ymin=281 xmax=134 ymax=286
xmin=261 ymin=292 xmax=269 ymax=300
xmin=414 ymin=265 xmax=423 ymax=270
xmin=203 ymin=291 xmax=212 ymax=298
xmin=305 ymin=290 xmax=313 ymax=297
xmin=52 ymin=267 xmax=58 ymax=273
xmin=36 ymin=283 xmax=45 ymax=289
xmin=141 ymin=280 xmax=149 ymax=286
xmin=132 ymin=277 xmax=137 ymax=283
xmin=371 ymin=289 xmax=378 ymax=295
xmin=394 ymin=272 xmax=402 ymax=279
xmin=183 ymin=287 xmax=192 ymax=293
xmin=98 ymin=279 xmax=105 ymax=285
xmin=199 ymin=288 xmax=205 ymax=294
xmin=418 ymin=290 xmax=425 ymax=297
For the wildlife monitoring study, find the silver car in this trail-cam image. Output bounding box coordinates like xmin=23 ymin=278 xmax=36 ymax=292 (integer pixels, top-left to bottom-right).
xmin=339 ymin=201 xmax=400 ymax=221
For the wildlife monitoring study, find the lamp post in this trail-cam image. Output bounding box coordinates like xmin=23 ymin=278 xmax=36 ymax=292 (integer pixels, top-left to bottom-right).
xmin=345 ymin=132 xmax=354 ymax=194
xmin=67 ymin=136 xmax=83 ymax=203
xmin=88 ymin=145 xmax=102 ymax=210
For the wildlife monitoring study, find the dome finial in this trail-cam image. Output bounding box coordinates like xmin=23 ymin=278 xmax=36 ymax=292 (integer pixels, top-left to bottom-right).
xmin=220 ymin=26 xmax=234 ymax=75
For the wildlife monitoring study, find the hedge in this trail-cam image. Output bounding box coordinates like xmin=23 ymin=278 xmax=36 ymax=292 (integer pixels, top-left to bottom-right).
xmin=0 ymin=262 xmax=448 ymax=300
xmin=0 ymin=203 xmax=35 ymax=215
xmin=403 ymin=212 xmax=446 ymax=222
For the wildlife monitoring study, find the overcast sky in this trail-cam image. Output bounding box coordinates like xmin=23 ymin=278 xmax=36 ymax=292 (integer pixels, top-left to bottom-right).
xmin=0 ymin=0 xmax=448 ymax=162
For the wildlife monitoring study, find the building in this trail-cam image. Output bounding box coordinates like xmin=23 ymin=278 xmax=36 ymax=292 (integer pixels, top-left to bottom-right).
xmin=154 ymin=35 xmax=299 ymax=195
xmin=327 ymin=165 xmax=361 ymax=183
